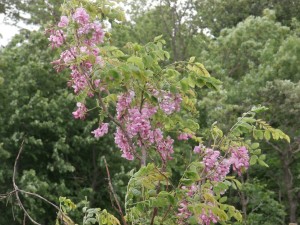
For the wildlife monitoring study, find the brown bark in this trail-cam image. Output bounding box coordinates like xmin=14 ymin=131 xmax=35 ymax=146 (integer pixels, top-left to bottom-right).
xmin=280 ymin=150 xmax=297 ymax=223
xmin=239 ymin=175 xmax=249 ymax=221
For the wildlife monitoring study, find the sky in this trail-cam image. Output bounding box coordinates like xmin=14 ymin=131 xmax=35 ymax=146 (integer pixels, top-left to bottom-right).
xmin=0 ymin=14 xmax=38 ymax=46
xmin=0 ymin=15 xmax=18 ymax=46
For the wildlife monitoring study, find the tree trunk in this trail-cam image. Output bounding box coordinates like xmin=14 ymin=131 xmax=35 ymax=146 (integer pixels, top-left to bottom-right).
xmin=281 ymin=152 xmax=297 ymax=223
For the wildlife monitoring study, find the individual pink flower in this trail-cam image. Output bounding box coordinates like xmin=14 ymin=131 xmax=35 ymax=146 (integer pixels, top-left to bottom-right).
xmin=58 ymin=16 xmax=69 ymax=27
xmin=72 ymin=102 xmax=87 ymax=119
xmin=91 ymin=123 xmax=109 ymax=138
xmin=51 ymin=59 xmax=65 ymax=72
xmin=174 ymin=93 xmax=183 ymax=111
xmin=72 ymin=7 xmax=90 ymax=25
xmin=94 ymin=79 xmax=101 ymax=87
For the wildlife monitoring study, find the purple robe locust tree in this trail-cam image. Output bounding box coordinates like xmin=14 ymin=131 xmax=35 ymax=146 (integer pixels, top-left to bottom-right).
xmin=47 ymin=0 xmax=290 ymax=224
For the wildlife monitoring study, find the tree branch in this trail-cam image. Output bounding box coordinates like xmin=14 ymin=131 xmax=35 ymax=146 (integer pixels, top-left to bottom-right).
xmin=103 ymin=157 xmax=127 ymax=225
xmin=0 ymin=139 xmax=68 ymax=225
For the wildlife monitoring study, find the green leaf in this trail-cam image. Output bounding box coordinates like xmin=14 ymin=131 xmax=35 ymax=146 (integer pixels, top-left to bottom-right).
xmin=251 ymin=105 xmax=269 ymax=113
xmin=232 ymin=210 xmax=243 ymax=222
xmin=180 ymin=78 xmax=190 ymax=91
xmin=180 ymin=178 xmax=194 ymax=186
xmin=109 ymin=69 xmax=120 ymax=80
xmin=264 ymin=130 xmax=271 ymax=141
xmin=258 ymin=159 xmax=269 ymax=167
xmin=189 ymin=57 xmax=196 ymax=63
xmin=127 ymin=56 xmax=144 ymax=69
xmin=185 ymin=171 xmax=200 ymax=181
xmin=253 ymin=149 xmax=261 ymax=155
xmin=251 ymin=143 xmax=259 ymax=149
xmin=259 ymin=154 xmax=266 ymax=160
xmin=154 ymin=35 xmax=163 ymax=42
xmin=143 ymin=55 xmax=154 ymax=68
xmin=250 ymin=155 xmax=258 ymax=165
xmin=253 ymin=129 xmax=264 ymax=140
xmin=131 ymin=188 xmax=141 ymax=197
xmin=219 ymin=196 xmax=227 ymax=203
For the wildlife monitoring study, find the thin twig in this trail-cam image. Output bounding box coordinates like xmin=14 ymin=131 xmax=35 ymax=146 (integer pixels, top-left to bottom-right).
xmin=266 ymin=140 xmax=282 ymax=153
xmin=12 ymin=140 xmax=41 ymax=225
xmin=103 ymin=157 xmax=127 ymax=225
xmin=23 ymin=213 xmax=26 ymax=225
xmin=0 ymin=139 xmax=68 ymax=225
xmin=150 ymin=207 xmax=158 ymax=225
xmin=161 ymin=204 xmax=173 ymax=223
xmin=18 ymin=190 xmax=60 ymax=211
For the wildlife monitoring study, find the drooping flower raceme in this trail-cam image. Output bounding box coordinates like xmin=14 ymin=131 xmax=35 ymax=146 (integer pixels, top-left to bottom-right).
xmin=58 ymin=16 xmax=69 ymax=27
xmin=114 ymin=127 xmax=135 ymax=161
xmin=92 ymin=123 xmax=109 ymax=139
xmin=158 ymin=91 xmax=182 ymax=115
xmin=177 ymin=133 xmax=192 ymax=140
xmin=72 ymin=102 xmax=87 ymax=120
xmin=72 ymin=7 xmax=90 ymax=25
xmin=177 ymin=200 xmax=192 ymax=224
xmin=48 ymin=30 xmax=65 ymax=48
xmin=202 ymin=146 xmax=250 ymax=182
xmin=230 ymin=146 xmax=250 ymax=175
xmin=114 ymin=92 xmax=176 ymax=162
xmin=178 ymin=185 xmax=219 ymax=225
xmin=198 ymin=209 xmax=219 ymax=225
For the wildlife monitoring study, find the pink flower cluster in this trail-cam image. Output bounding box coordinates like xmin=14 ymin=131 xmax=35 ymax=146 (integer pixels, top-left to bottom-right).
xmin=177 ymin=200 xmax=192 ymax=224
xmin=203 ymin=148 xmax=229 ymax=181
xmin=178 ymin=185 xmax=219 ymax=225
xmin=201 ymin=146 xmax=250 ymax=181
xmin=181 ymin=185 xmax=197 ymax=197
xmin=72 ymin=7 xmax=90 ymax=25
xmin=193 ymin=144 xmax=204 ymax=154
xmin=50 ymin=7 xmax=106 ymax=124
xmin=230 ymin=146 xmax=250 ymax=175
xmin=50 ymin=7 xmax=105 ymax=94
xmin=177 ymin=133 xmax=192 ymax=141
xmin=116 ymin=91 xmax=135 ymax=120
xmin=114 ymin=92 xmax=175 ymax=161
xmin=49 ymin=30 xmax=65 ymax=48
xmin=92 ymin=123 xmax=109 ymax=138
xmin=177 ymin=146 xmax=249 ymax=223
xmin=115 ymin=127 xmax=135 ymax=160
xmin=198 ymin=209 xmax=219 ymax=225
xmin=72 ymin=102 xmax=87 ymax=120
xmin=151 ymin=89 xmax=182 ymax=115
xmin=158 ymin=91 xmax=182 ymax=115
xmin=58 ymin=16 xmax=69 ymax=27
